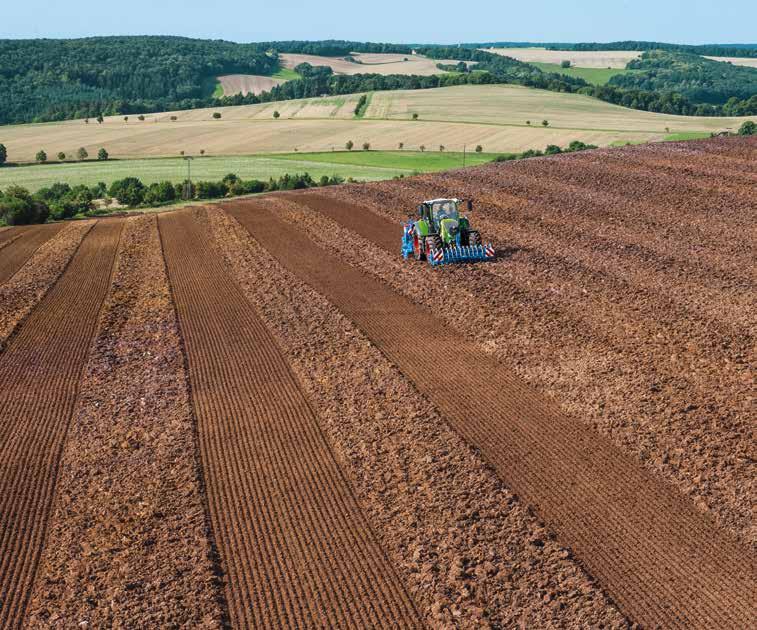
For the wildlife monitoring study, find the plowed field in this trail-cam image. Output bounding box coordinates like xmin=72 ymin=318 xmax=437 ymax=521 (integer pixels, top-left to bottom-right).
xmin=0 ymin=137 xmax=753 ymax=628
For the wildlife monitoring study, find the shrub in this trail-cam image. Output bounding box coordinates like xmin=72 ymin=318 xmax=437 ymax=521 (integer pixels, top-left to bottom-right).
xmin=41 ymin=184 xmax=94 ymax=220
xmin=561 ymin=60 xmax=571 ymax=68
xmin=36 ymin=150 xmax=47 ymax=163
xmin=542 ymin=120 xmax=549 ymax=127
xmin=545 ymin=144 xmax=562 ymax=155
xmin=0 ymin=186 xmax=50 ymax=225
xmin=362 ymin=142 xmax=370 ymax=151
xmin=412 ymin=113 xmax=419 ymax=120
xmin=475 ymin=145 xmax=483 ymax=153
xmin=195 ymin=180 xmax=227 ymax=199
xmin=109 ymin=177 xmax=145 ymax=207
xmin=144 ymin=181 xmax=176 ymax=205
xmin=212 ymin=112 xmax=222 ymax=119
xmin=124 ymin=116 xmax=129 ymax=123
xmin=273 ymin=111 xmax=280 ymax=119
xmin=738 ymin=120 xmax=756 ymax=135
xmin=346 ymin=140 xmax=354 ymax=150
xmin=97 ymin=148 xmax=109 ymax=161
xmin=398 ymin=142 xmax=404 ymax=150
xmin=138 ymin=115 xmax=146 ymax=121
xmin=77 ymin=147 xmax=88 ymax=160
xmin=0 ymin=143 xmax=6 ymax=165
xmin=57 ymin=152 xmax=66 ymax=161
xmin=170 ymin=116 xmax=178 ymax=121
xmin=96 ymin=115 xmax=104 ymax=124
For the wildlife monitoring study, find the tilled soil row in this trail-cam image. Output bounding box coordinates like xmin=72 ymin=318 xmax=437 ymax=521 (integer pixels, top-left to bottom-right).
xmin=309 ymin=138 xmax=755 ymax=544
xmin=0 ymin=221 xmax=123 ymax=629
xmin=0 ymin=222 xmax=93 ymax=349
xmin=0 ymin=224 xmax=66 ymax=285
xmin=206 ymin=204 xmax=627 ymax=628
xmin=159 ymin=210 xmax=422 ymax=629
xmin=23 ymin=216 xmax=224 ymax=628
xmin=227 ymin=198 xmax=755 ymax=629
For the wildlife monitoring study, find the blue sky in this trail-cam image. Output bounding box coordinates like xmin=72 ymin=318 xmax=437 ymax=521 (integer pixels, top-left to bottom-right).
xmin=2 ymin=0 xmax=755 ymax=44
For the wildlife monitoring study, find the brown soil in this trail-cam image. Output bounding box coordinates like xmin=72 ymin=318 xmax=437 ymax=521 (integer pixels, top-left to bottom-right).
xmin=299 ymin=137 xmax=756 ymax=548
xmin=24 ymin=216 xmax=224 ymax=628
xmin=0 ymin=222 xmax=93 ymax=348
xmin=0 ymin=221 xmax=122 ymax=629
xmin=206 ymin=203 xmax=628 ymax=628
xmin=158 ymin=210 xmax=422 ymax=628
xmin=0 ymin=223 xmax=66 ymax=284
xmin=224 ymin=185 xmax=755 ymax=628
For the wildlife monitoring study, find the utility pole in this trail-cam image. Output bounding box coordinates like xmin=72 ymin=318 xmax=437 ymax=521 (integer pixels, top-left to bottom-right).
xmin=183 ymin=155 xmax=194 ymax=200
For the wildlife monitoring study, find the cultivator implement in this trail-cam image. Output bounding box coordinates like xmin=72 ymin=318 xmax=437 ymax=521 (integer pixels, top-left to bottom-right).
xmin=428 ymin=243 xmax=495 ymax=266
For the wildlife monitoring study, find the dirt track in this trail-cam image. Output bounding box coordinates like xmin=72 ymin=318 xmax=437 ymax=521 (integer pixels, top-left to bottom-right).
xmin=0 ymin=137 xmax=753 ymax=627
xmin=0 ymin=221 xmax=122 ymax=629
xmin=159 ymin=210 xmax=421 ymax=628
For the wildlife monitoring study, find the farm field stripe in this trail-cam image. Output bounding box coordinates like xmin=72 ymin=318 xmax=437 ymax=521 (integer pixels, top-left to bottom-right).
xmin=0 ymin=224 xmax=65 ymax=285
xmin=157 ymin=210 xmax=422 ymax=629
xmin=0 ymin=220 xmax=123 ymax=630
xmin=227 ymin=200 xmax=756 ymax=630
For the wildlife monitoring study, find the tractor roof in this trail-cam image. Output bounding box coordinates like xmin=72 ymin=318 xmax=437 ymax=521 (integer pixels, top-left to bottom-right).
xmin=423 ymin=198 xmax=461 ymax=205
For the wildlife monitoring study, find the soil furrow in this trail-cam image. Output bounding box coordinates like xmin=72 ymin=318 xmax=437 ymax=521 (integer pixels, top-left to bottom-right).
xmin=227 ymin=199 xmax=756 ymax=629
xmin=158 ymin=210 xmax=423 ymax=629
xmin=0 ymin=220 xmax=123 ymax=630
xmin=22 ymin=215 xmax=225 ymax=628
xmin=0 ymin=224 xmax=65 ymax=285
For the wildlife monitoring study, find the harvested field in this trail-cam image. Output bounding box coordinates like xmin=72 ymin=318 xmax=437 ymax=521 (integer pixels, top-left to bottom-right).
xmin=0 ymin=136 xmax=753 ymax=627
xmin=280 ymin=52 xmax=448 ymax=76
xmin=216 ymin=74 xmax=286 ymax=96
xmin=485 ymin=47 xmax=641 ymax=68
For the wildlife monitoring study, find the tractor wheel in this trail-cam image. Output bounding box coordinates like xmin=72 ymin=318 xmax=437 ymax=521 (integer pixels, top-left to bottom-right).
xmin=467 ymin=230 xmax=482 ymax=246
xmin=413 ymin=232 xmax=425 ymax=260
xmin=426 ymin=235 xmax=443 ymax=257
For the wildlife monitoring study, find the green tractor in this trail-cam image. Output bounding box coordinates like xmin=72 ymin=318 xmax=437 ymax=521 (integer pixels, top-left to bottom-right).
xmin=402 ymin=198 xmax=495 ymax=265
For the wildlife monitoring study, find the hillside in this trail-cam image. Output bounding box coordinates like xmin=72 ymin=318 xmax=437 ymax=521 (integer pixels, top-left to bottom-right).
xmin=610 ymin=50 xmax=757 ymax=104
xmin=0 ymin=37 xmax=277 ymax=125
xmin=0 ymin=85 xmax=750 ymax=166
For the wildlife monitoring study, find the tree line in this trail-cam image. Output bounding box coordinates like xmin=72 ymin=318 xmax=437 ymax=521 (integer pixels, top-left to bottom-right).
xmin=546 ymin=41 xmax=757 ymax=59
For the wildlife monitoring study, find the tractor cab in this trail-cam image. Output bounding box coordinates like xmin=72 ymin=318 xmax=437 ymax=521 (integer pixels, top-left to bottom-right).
xmin=419 ymin=198 xmax=469 ymax=232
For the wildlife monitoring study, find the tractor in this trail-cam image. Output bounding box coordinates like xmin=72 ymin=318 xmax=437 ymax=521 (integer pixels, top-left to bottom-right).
xmin=402 ymin=198 xmax=495 ymax=266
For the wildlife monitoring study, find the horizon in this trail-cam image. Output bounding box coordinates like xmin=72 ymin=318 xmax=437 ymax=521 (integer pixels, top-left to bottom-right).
xmin=3 ymin=0 xmax=756 ymax=45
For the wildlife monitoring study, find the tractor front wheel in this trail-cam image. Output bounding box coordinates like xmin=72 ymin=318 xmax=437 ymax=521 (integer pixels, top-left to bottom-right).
xmin=426 ymin=235 xmax=442 ymax=257
xmin=413 ymin=233 xmax=425 ymax=260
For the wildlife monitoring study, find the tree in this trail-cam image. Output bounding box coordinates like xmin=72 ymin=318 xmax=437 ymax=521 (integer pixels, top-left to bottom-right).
xmin=200 ymin=149 xmax=206 ymax=156
xmin=77 ymin=147 xmax=88 ymax=161
xmin=346 ymin=140 xmax=354 ymax=151
xmin=362 ymin=142 xmax=370 ymax=151
xmin=0 ymin=144 xmax=6 ymax=165
xmin=170 ymin=116 xmax=178 ymax=121
xmin=419 ymin=145 xmax=426 ymax=152
xmin=212 ymin=112 xmax=222 ymax=119
xmin=439 ymin=145 xmax=445 ymax=152
xmin=57 ymin=152 xmax=66 ymax=161
xmin=561 ymin=60 xmax=571 ymax=68
xmin=545 ymin=144 xmax=562 ymax=155
xmin=109 ymin=177 xmax=145 ymax=207
xmin=36 ymin=150 xmax=47 ymax=163
xmin=138 ymin=115 xmax=146 ymax=121
xmin=96 ymin=115 xmax=104 ymax=124
xmin=526 ymin=120 xmax=531 ymax=125
xmin=273 ymin=110 xmax=280 ymax=119
xmin=0 ymin=186 xmax=49 ymax=225
xmin=98 ymin=148 xmax=109 ymax=161
xmin=542 ymin=119 xmax=549 ymax=127
xmin=124 ymin=116 xmax=129 ymax=123
xmin=738 ymin=120 xmax=756 ymax=135
xmin=398 ymin=142 xmax=404 ymax=150
xmin=412 ymin=113 xmax=419 ymax=120
xmin=180 ymin=150 xmax=185 ymax=156
xmin=84 ymin=118 xmax=89 ymax=124
xmin=475 ymin=145 xmax=483 ymax=153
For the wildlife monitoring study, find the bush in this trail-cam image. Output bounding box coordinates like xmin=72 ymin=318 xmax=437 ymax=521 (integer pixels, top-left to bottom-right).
xmin=0 ymin=186 xmax=50 ymax=225
xmin=412 ymin=113 xmax=419 ymax=120
xmin=738 ymin=120 xmax=756 ymax=135
xmin=170 ymin=115 xmax=178 ymax=121
xmin=36 ymin=150 xmax=47 ymax=163
xmin=195 ymin=180 xmax=227 ymax=199
xmin=541 ymin=120 xmax=549 ymax=127
xmin=346 ymin=140 xmax=354 ymax=150
xmin=273 ymin=110 xmax=280 ymax=119
xmin=545 ymin=144 xmax=562 ymax=155
xmin=109 ymin=177 xmax=145 ymax=207
xmin=57 ymin=152 xmax=66 ymax=161
xmin=212 ymin=112 xmax=222 ymax=119
xmin=41 ymin=184 xmax=94 ymax=220
xmin=561 ymin=60 xmax=571 ymax=68
xmin=144 ymin=181 xmax=176 ymax=205
xmin=362 ymin=142 xmax=370 ymax=151
xmin=0 ymin=143 xmax=7 ymax=165
xmin=97 ymin=148 xmax=109 ymax=160
xmin=475 ymin=145 xmax=483 ymax=153
xmin=138 ymin=115 xmax=145 ymax=121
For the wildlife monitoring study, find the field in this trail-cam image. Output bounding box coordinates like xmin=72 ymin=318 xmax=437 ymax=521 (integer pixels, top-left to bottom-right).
xmin=0 ymin=136 xmax=754 ymax=628
xmin=485 ymin=47 xmax=641 ymax=68
xmin=279 ymin=51 xmax=459 ymax=76
xmin=216 ymin=74 xmax=287 ymax=96
xmin=529 ymin=61 xmax=635 ymax=84
xmin=0 ymin=85 xmax=750 ymax=171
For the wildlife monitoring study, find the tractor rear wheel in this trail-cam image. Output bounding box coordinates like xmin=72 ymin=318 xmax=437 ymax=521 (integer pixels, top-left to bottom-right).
xmin=426 ymin=235 xmax=443 ymax=256
xmin=467 ymin=231 xmax=482 ymax=246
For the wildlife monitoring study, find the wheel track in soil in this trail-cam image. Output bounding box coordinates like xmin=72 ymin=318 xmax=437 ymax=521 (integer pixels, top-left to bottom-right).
xmin=157 ymin=210 xmax=423 ymax=629
xmin=0 ymin=224 xmax=65 ymax=285
xmin=0 ymin=220 xmax=123 ymax=630
xmin=226 ymin=198 xmax=756 ymax=629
